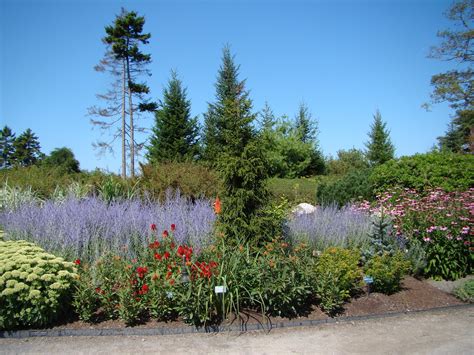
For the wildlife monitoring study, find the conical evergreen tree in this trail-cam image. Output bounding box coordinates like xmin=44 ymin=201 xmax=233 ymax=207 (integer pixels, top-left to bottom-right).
xmin=205 ymin=45 xmax=270 ymax=243
xmin=260 ymin=101 xmax=276 ymax=131
xmin=365 ymin=110 xmax=395 ymax=166
xmin=12 ymin=129 xmax=43 ymax=166
xmin=0 ymin=126 xmax=16 ymax=168
xmin=147 ymin=71 xmax=199 ymax=163
xmin=203 ymin=45 xmax=254 ymax=162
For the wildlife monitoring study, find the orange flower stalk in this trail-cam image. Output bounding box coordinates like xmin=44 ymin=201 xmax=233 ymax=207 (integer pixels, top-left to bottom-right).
xmin=214 ymin=196 xmax=221 ymax=214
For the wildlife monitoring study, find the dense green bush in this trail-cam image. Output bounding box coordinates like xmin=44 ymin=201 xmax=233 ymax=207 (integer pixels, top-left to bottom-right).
xmin=316 ymin=168 xmax=374 ymax=206
xmin=314 ymin=247 xmax=362 ymax=314
xmin=0 ymin=240 xmax=77 ymax=329
xmin=140 ymin=162 xmax=219 ymax=200
xmin=364 ymin=252 xmax=410 ymax=294
xmin=370 ymin=152 xmax=474 ymax=193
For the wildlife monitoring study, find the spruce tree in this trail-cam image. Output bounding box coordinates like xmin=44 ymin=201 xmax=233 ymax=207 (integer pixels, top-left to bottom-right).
xmin=205 ymin=46 xmax=270 ymax=243
xmin=12 ymin=129 xmax=43 ymax=167
xmin=260 ymin=101 xmax=276 ymax=131
xmin=203 ymin=45 xmax=254 ymax=162
xmin=365 ymin=110 xmax=395 ymax=166
xmin=294 ymin=102 xmax=325 ymax=175
xmin=147 ymin=71 xmax=199 ymax=163
xmin=0 ymin=126 xmax=16 ymax=168
xmin=294 ymin=102 xmax=315 ymax=143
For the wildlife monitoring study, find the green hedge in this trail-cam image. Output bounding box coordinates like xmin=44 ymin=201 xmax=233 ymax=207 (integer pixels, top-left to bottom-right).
xmin=370 ymin=152 xmax=474 ymax=193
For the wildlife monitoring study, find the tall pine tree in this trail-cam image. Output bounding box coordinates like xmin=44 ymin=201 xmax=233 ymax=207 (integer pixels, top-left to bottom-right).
xmin=0 ymin=126 xmax=16 ymax=168
xmin=12 ymin=129 xmax=43 ymax=167
xmin=147 ymin=70 xmax=199 ymax=163
xmin=365 ymin=110 xmax=395 ymax=166
xmin=89 ymin=8 xmax=156 ymax=178
xmin=205 ymin=46 xmax=270 ymax=243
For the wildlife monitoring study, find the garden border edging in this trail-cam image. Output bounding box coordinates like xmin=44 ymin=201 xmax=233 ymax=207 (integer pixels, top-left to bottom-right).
xmin=1 ymin=303 xmax=472 ymax=339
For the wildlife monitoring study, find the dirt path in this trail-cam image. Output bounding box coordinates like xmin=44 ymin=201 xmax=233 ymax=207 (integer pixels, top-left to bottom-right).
xmin=1 ymin=307 xmax=473 ymax=354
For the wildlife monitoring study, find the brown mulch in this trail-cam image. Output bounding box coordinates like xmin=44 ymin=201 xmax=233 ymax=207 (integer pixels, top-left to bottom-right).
xmin=50 ymin=276 xmax=465 ymax=331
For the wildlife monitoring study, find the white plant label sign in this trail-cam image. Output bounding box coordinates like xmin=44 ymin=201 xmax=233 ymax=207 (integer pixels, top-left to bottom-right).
xmin=214 ymin=285 xmax=227 ymax=294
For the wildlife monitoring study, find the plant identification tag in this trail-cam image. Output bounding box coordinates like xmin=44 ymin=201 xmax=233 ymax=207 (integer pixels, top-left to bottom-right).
xmin=363 ymin=276 xmax=374 ymax=284
xmin=214 ymin=285 xmax=227 ymax=294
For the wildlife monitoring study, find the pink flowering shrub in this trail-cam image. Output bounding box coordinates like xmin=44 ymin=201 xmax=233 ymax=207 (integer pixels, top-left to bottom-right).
xmin=356 ymin=188 xmax=473 ymax=280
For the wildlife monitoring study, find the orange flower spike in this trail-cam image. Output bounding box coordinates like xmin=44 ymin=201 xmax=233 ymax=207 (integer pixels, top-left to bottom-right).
xmin=214 ymin=196 xmax=221 ymax=215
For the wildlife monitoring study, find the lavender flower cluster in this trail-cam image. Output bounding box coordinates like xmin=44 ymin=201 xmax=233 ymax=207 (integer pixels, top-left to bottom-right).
xmin=0 ymin=191 xmax=215 ymax=262
xmin=286 ymin=204 xmax=372 ymax=249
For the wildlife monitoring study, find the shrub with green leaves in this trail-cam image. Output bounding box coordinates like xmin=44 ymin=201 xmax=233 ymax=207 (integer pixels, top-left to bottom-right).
xmin=316 ymin=168 xmax=374 ymax=207
xmin=0 ymin=240 xmax=78 ymax=329
xmin=314 ymin=247 xmax=362 ymax=314
xmin=364 ymin=252 xmax=410 ymax=294
xmin=453 ymin=279 xmax=474 ymax=303
xmin=370 ymin=152 xmax=474 ymax=193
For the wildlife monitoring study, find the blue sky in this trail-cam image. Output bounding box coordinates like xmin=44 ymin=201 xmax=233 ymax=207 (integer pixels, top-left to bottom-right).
xmin=0 ymin=0 xmax=456 ymax=173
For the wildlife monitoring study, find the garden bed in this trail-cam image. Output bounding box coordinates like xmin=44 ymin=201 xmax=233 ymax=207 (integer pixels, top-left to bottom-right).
xmin=31 ymin=276 xmax=465 ymax=332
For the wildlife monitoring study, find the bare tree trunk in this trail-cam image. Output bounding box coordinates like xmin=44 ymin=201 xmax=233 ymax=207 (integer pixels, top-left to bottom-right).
xmin=121 ymin=60 xmax=127 ymax=179
xmin=126 ymin=56 xmax=135 ymax=179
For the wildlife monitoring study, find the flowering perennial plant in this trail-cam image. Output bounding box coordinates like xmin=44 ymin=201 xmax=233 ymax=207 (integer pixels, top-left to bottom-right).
xmin=356 ymin=188 xmax=473 ymax=280
xmin=0 ymin=191 xmax=215 ymax=263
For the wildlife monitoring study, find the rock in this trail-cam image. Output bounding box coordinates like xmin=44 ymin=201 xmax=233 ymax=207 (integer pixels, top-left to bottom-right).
xmin=293 ymin=203 xmax=317 ymax=215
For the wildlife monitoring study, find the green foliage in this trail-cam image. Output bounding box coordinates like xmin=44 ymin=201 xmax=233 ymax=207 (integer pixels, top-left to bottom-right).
xmin=0 ymin=126 xmax=16 ymax=168
xmin=140 ymin=162 xmax=219 ymax=200
xmin=42 ymin=147 xmax=80 ymax=174
xmin=428 ymin=1 xmax=473 ymax=152
xmin=314 ymin=247 xmax=362 ymax=314
xmin=0 ymin=165 xmax=79 ymax=200
xmin=316 ymin=168 xmax=374 ymax=206
xmin=147 ymin=70 xmax=199 ymax=163
xmin=453 ymin=279 xmax=474 ymax=303
xmin=438 ymin=110 xmax=474 ymax=153
xmin=361 ymin=214 xmax=400 ymax=263
xmin=370 ymin=152 xmax=474 ymax=193
xmin=0 ymin=240 xmax=77 ymax=329
xmin=72 ymin=264 xmax=99 ymax=322
xmin=260 ymin=114 xmax=325 ymax=178
xmin=217 ymin=141 xmax=270 ymax=243
xmin=365 ymin=110 xmax=395 ymax=166
xmin=203 ymin=45 xmax=255 ymax=163
xmin=405 ymin=238 xmax=427 ymax=276
xmin=267 ymin=177 xmax=325 ymax=204
xmin=11 ymin=129 xmax=43 ymax=167
xmin=364 ymin=252 xmax=410 ymax=294
xmin=327 ymin=148 xmax=369 ymax=175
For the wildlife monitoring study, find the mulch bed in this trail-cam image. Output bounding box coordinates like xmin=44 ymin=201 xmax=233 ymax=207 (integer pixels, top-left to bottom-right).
xmin=44 ymin=276 xmax=466 ymax=332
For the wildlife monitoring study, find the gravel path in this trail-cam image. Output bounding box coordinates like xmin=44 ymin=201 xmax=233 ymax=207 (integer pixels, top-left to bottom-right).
xmin=1 ymin=307 xmax=473 ymax=354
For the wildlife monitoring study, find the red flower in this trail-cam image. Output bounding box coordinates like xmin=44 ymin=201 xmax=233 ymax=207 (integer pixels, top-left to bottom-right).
xmin=169 ymin=279 xmax=175 ymax=286
xmin=162 ymin=230 xmax=169 ymax=238
xmin=141 ymin=284 xmax=149 ymax=294
xmin=136 ymin=266 xmax=148 ymax=279
xmin=74 ymin=259 xmax=81 ymax=265
xmin=149 ymin=240 xmax=160 ymax=249
xmin=171 ymin=223 xmax=176 ymax=232
xmin=214 ymin=197 xmax=221 ymax=214
xmin=170 ymin=242 xmax=175 ymax=249
xmin=152 ymin=273 xmax=159 ymax=281
xmin=150 ymin=223 xmax=157 ymax=231
xmin=154 ymin=253 xmax=162 ymax=261
xmin=166 ymin=271 xmax=172 ymax=279
xmin=164 ymin=251 xmax=170 ymax=259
